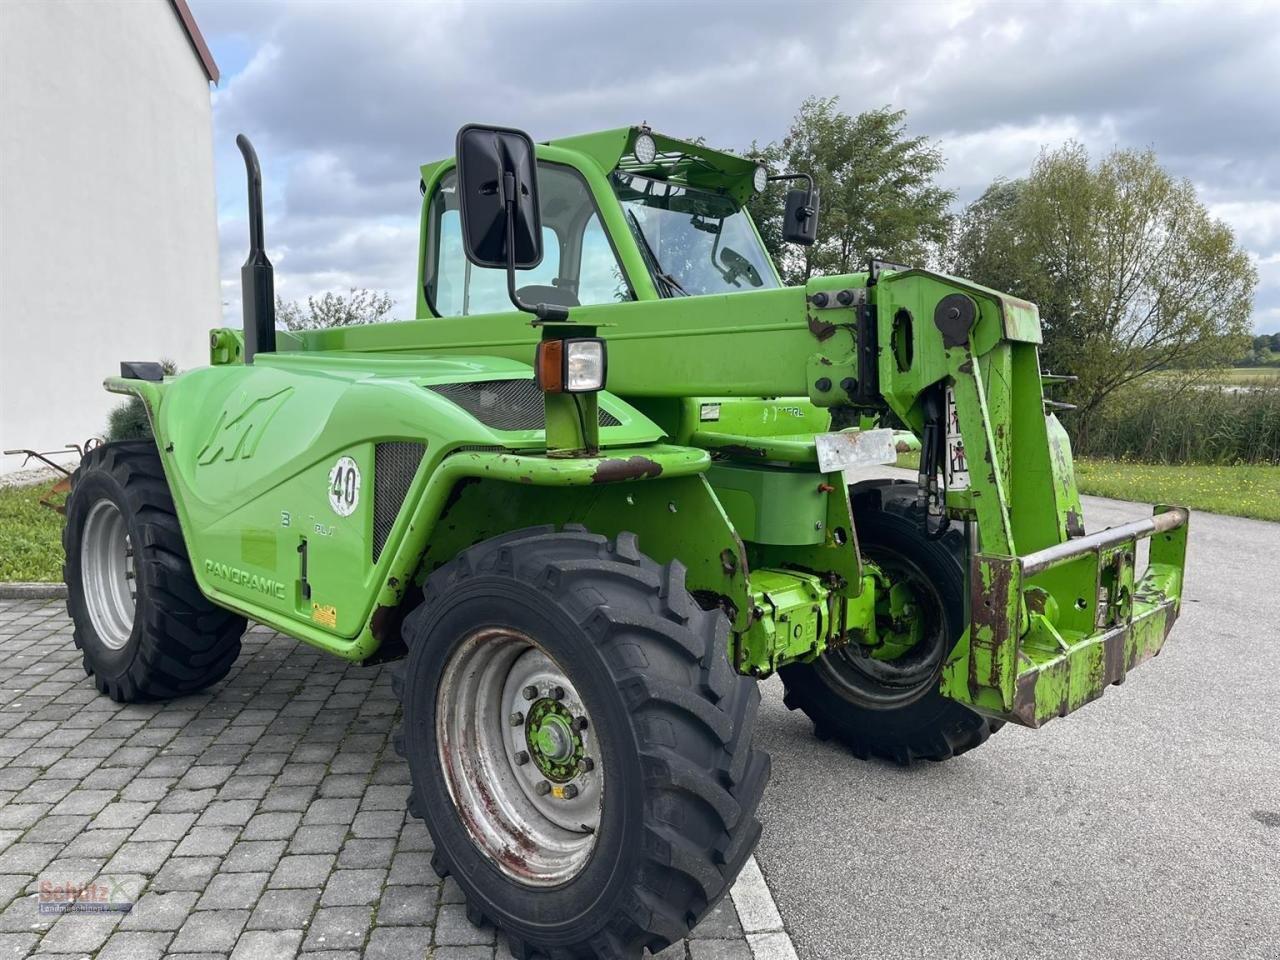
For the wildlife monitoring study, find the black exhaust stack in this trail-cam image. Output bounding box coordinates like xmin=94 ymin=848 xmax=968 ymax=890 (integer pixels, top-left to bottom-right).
xmin=236 ymin=134 xmax=275 ymax=363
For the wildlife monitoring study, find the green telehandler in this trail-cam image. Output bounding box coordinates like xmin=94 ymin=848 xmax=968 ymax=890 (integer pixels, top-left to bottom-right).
xmin=62 ymin=123 xmax=1189 ymax=958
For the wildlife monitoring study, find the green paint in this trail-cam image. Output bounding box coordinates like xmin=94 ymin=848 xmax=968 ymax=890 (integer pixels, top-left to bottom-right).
xmin=96 ymin=123 xmax=1187 ymax=730
xmin=525 ymin=698 xmax=584 ymax=782
xmin=705 ymin=463 xmax=827 ymax=545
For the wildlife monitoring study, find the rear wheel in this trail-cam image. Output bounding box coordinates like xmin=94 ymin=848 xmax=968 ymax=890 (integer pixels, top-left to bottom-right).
xmin=779 ymin=481 xmax=1000 ymax=764
xmin=63 ymin=440 xmax=245 ymax=702
xmin=394 ymin=526 xmax=769 ymax=959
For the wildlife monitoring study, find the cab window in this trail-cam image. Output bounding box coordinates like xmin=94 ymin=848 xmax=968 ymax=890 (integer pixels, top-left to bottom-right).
xmin=425 ymin=164 xmax=631 ymax=317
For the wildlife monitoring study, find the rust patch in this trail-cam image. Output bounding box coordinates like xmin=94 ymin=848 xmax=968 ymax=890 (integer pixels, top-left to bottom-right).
xmin=1101 ymin=625 xmax=1127 ymax=687
xmin=1024 ymin=587 xmax=1050 ymax=616
xmin=1065 ymin=508 xmax=1086 ymax=539
xmin=365 ymin=603 xmax=410 ymax=664
xmin=439 ymin=737 xmax=538 ymax=880
xmin=970 ymin=558 xmax=1016 ymax=694
xmin=370 ymin=604 xmax=396 ymax=641
xmin=1011 ymin=672 xmax=1049 ymax=728
xmin=808 ymin=315 xmax=837 ymax=341
xmin=590 ymin=456 xmax=664 ymax=484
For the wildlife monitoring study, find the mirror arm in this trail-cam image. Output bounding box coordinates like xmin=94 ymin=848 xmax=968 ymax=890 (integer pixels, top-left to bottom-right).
xmin=768 ymin=172 xmax=815 ymax=215
xmin=768 ymin=171 xmax=813 ymax=192
xmin=502 ymin=179 xmax=569 ymax=324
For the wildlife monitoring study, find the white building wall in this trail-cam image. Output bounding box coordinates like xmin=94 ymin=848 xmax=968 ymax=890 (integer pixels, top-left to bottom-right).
xmin=0 ymin=0 xmax=219 ymax=474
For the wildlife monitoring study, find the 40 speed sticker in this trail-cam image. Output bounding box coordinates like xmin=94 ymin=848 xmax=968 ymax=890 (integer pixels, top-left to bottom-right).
xmin=328 ymin=456 xmax=361 ymax=517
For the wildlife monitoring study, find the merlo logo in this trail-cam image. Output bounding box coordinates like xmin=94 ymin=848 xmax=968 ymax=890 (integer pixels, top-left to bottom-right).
xmin=197 ymin=387 xmax=294 ymax=465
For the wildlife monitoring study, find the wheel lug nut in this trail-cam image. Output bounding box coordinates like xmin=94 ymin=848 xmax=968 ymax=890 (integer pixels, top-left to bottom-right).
xmin=561 ymin=783 xmax=579 ymax=799
xmin=509 ymin=711 xmax=524 ymax=726
xmin=580 ymin=757 xmax=594 ymax=772
xmin=522 ymin=685 xmax=539 ymax=701
xmin=551 ymin=685 xmax=565 ymax=701
xmin=513 ymin=750 xmax=529 ymax=765
xmin=534 ymin=780 xmax=551 ymax=796
xmin=571 ymin=716 xmax=589 ymax=732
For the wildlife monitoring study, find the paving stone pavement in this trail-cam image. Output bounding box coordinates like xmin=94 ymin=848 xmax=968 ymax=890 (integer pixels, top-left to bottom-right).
xmin=0 ymin=600 xmax=787 ymax=960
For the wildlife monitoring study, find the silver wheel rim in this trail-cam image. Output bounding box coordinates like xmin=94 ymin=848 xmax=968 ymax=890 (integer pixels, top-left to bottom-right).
xmin=436 ymin=628 xmax=602 ymax=887
xmin=80 ymin=499 xmax=136 ymax=651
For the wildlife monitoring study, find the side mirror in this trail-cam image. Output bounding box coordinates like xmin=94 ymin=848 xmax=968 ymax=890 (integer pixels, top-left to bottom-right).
xmin=453 ymin=124 xmax=567 ymax=321
xmin=455 ymin=124 xmax=543 ymax=269
xmin=782 ymin=185 xmax=819 ymax=246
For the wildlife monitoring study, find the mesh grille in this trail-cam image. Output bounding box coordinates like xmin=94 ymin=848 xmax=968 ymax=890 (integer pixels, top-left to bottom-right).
xmin=373 ymin=441 xmax=426 ymax=562
xmin=428 ymin=379 xmax=621 ymax=431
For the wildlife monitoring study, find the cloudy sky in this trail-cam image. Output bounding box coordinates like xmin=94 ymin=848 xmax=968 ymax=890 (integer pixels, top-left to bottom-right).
xmin=190 ymin=0 xmax=1280 ymax=333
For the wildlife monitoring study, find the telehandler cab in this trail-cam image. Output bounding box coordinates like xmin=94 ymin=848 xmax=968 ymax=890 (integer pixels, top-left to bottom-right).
xmin=63 ymin=123 xmax=1189 ymax=958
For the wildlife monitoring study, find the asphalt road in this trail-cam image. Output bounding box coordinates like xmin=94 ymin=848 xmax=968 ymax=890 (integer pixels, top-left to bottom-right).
xmin=752 ymin=490 xmax=1280 ymax=960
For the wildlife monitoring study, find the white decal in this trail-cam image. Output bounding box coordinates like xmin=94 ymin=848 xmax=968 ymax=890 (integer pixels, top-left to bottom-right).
xmin=945 ymin=387 xmax=970 ymax=490
xmin=328 ymin=456 xmax=361 ymax=517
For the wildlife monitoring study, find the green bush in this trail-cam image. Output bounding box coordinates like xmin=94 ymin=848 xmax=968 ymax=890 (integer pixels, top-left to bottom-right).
xmin=106 ymin=397 xmax=152 ymax=441
xmin=1070 ymin=379 xmax=1280 ymax=465
xmin=105 ymin=360 xmax=177 ymax=441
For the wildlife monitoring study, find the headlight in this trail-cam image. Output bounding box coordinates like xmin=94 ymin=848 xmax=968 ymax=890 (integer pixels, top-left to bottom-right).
xmin=565 ymin=339 xmax=606 ymax=392
xmin=753 ymin=164 xmax=769 ymax=193
xmin=536 ymin=338 xmax=607 ymax=393
xmin=633 ymin=132 xmax=657 ymax=165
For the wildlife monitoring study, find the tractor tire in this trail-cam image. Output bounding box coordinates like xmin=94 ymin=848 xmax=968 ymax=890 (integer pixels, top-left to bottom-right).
xmin=63 ymin=440 xmax=245 ymax=702
xmin=393 ymin=526 xmax=769 ymax=960
xmin=778 ymin=480 xmax=1001 ymax=764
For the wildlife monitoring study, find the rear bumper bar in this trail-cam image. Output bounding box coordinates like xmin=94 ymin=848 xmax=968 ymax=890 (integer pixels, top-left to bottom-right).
xmin=941 ymin=505 xmax=1190 ymax=727
xmin=1019 ymin=507 xmax=1188 ymax=576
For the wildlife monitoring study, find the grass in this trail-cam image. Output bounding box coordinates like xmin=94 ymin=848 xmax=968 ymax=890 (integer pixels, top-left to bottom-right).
xmin=895 ymin=452 xmax=1280 ymax=523
xmin=1217 ymin=366 xmax=1280 ymax=385
xmin=1073 ymin=459 xmax=1280 ymax=522
xmin=0 ymin=480 xmax=66 ymax=582
xmin=1144 ymin=367 xmax=1280 ymax=387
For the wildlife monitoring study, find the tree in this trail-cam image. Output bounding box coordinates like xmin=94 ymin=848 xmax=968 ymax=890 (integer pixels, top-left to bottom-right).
xmin=276 ymin=288 xmax=395 ymax=330
xmin=747 ymin=97 xmax=954 ymax=284
xmin=1243 ymin=333 xmax=1280 ymax=366
xmin=951 ymin=143 xmax=1256 ymax=440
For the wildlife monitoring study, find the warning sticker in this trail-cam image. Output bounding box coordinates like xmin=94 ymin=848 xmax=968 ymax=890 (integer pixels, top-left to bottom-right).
xmin=311 ymin=603 xmax=338 ymax=629
xmin=945 ymin=387 xmax=969 ymax=490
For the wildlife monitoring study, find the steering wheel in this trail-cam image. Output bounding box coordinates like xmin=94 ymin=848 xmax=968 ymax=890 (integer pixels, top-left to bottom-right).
xmin=719 ymin=247 xmax=764 ymax=288
xmin=515 ymin=284 xmax=580 ymax=308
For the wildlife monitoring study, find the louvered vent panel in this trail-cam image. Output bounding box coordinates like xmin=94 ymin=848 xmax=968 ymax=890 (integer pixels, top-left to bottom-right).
xmin=428 ymin=379 xmax=621 ymax=431
xmin=373 ymin=441 xmax=426 ymax=562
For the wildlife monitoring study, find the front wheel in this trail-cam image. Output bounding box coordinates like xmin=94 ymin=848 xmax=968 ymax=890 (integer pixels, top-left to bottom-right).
xmin=62 ymin=440 xmax=245 ymax=702
xmin=394 ymin=526 xmax=769 ymax=959
xmin=779 ymin=481 xmax=1001 ymax=764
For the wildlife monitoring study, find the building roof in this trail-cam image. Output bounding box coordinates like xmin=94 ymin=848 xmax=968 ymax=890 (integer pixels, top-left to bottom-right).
xmin=168 ymin=0 xmax=219 ymax=84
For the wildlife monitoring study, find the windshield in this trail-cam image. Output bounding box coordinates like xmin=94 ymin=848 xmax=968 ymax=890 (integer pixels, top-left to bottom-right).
xmin=612 ymin=172 xmax=778 ymax=297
